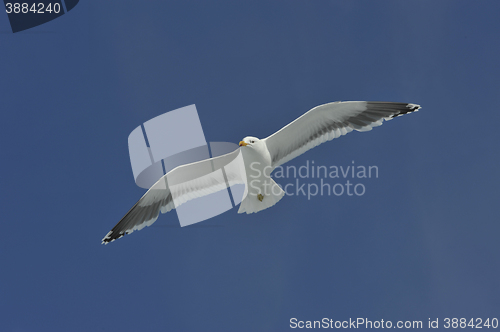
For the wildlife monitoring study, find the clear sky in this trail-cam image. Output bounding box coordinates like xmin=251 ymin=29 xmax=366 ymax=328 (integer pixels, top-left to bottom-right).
xmin=1 ymin=1 xmax=499 ymax=331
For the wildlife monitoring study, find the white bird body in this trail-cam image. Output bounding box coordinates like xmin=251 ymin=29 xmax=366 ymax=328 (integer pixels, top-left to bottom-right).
xmin=237 ymin=136 xmax=285 ymax=214
xmin=102 ymin=101 xmax=420 ymax=244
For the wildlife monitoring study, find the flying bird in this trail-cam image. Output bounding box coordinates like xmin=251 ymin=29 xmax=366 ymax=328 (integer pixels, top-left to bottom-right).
xmin=102 ymin=101 xmax=420 ymax=244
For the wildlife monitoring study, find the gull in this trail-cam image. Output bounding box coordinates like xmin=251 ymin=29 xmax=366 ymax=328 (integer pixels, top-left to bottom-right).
xmin=102 ymin=101 xmax=420 ymax=244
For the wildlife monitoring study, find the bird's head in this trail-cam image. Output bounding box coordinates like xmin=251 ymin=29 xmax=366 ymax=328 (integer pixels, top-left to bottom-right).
xmin=239 ymin=136 xmax=261 ymax=147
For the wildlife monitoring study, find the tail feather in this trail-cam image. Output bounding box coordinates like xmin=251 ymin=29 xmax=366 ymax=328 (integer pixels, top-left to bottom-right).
xmin=237 ymin=179 xmax=285 ymax=214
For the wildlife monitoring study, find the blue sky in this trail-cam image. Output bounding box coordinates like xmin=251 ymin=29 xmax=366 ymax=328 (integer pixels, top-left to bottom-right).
xmin=1 ymin=1 xmax=499 ymax=331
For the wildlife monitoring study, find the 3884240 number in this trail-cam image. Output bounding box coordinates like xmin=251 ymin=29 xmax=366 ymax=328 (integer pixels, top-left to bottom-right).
xmin=443 ymin=318 xmax=499 ymax=328
xmin=5 ymin=3 xmax=61 ymax=14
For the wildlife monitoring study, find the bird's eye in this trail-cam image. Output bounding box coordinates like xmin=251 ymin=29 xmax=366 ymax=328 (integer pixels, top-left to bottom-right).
xmin=251 ymin=140 xmax=255 ymax=143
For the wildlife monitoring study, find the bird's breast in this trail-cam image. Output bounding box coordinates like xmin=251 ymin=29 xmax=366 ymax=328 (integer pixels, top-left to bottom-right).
xmin=241 ymin=145 xmax=272 ymax=180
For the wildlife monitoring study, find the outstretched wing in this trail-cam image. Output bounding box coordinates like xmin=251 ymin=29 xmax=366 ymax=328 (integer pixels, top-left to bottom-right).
xmin=264 ymin=101 xmax=420 ymax=168
xmin=102 ymin=148 xmax=244 ymax=244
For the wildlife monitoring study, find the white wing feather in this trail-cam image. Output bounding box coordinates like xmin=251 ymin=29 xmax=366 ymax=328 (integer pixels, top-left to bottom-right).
xmin=264 ymin=101 xmax=420 ymax=168
xmin=102 ymin=149 xmax=243 ymax=244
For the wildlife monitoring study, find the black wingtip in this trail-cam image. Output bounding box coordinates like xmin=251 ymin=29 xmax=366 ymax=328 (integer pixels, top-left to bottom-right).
xmin=390 ymin=103 xmax=421 ymax=118
xmin=101 ymin=231 xmax=126 ymax=245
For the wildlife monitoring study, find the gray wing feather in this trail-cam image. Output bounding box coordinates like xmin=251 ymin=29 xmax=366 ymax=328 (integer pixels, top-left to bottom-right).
xmin=264 ymin=101 xmax=420 ymax=168
xmin=102 ymin=149 xmax=242 ymax=244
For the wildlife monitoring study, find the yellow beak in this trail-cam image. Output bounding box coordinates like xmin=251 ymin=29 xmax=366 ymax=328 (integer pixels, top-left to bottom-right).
xmin=239 ymin=141 xmax=248 ymax=146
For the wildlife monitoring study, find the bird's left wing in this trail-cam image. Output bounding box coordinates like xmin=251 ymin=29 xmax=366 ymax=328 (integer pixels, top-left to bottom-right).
xmin=102 ymin=148 xmax=244 ymax=244
xmin=264 ymin=101 xmax=420 ymax=168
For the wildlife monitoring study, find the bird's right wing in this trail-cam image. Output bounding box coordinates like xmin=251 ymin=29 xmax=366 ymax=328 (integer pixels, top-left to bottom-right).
xmin=102 ymin=148 xmax=245 ymax=244
xmin=264 ymin=101 xmax=420 ymax=168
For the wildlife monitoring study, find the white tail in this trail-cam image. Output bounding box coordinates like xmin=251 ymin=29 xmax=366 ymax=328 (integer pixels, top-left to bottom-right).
xmin=237 ymin=178 xmax=285 ymax=214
